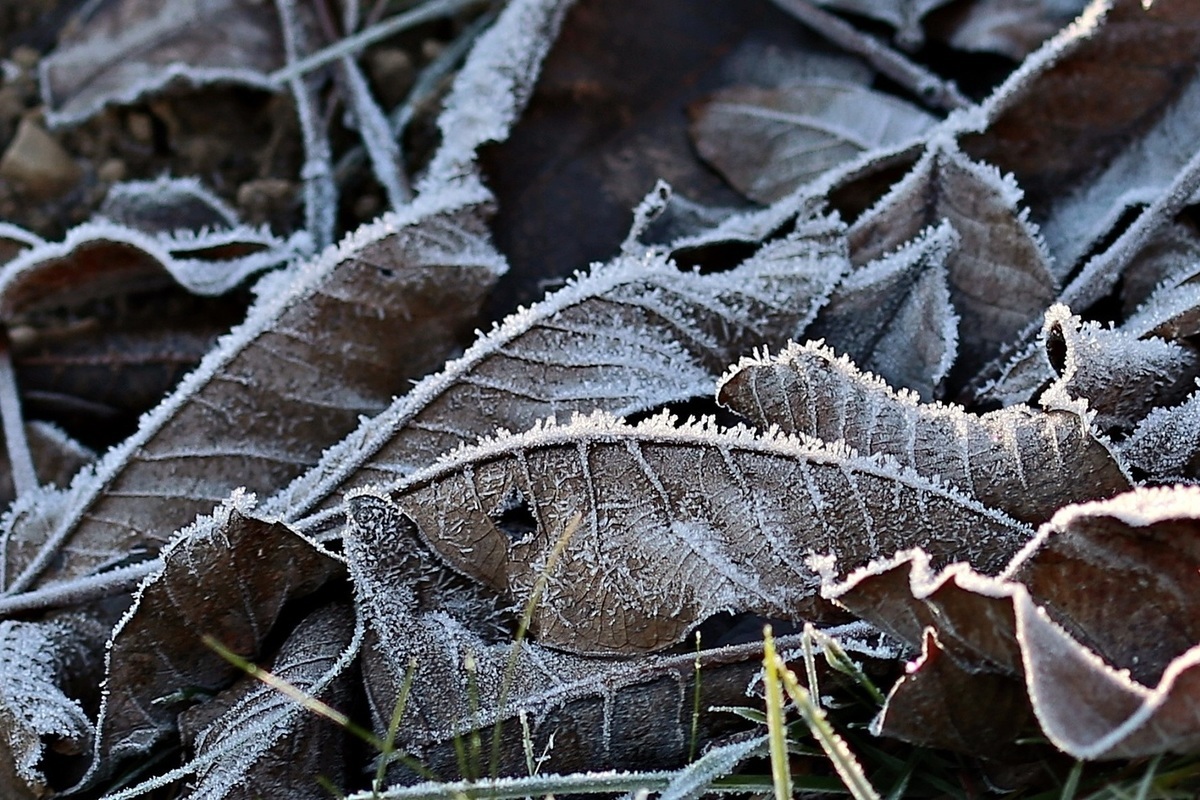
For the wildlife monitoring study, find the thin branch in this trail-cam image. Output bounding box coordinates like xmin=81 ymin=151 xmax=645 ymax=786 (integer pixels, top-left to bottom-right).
xmin=768 ymin=0 xmax=970 ymax=112
xmin=0 ymin=560 xmax=159 ymax=617
xmin=0 ymin=330 xmax=35 ymax=499
xmin=269 ymin=0 xmax=488 ymax=86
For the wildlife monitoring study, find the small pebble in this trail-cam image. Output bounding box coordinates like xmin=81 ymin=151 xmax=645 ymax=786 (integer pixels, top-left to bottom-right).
xmin=126 ymin=111 xmax=154 ymax=144
xmin=0 ymin=116 xmax=81 ymax=197
xmin=97 ymin=158 xmax=127 ymax=183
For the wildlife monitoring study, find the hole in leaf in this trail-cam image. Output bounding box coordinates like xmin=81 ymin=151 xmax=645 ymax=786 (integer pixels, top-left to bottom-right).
xmin=490 ymin=487 xmax=538 ymax=546
xmin=1045 ymin=321 xmax=1068 ymax=375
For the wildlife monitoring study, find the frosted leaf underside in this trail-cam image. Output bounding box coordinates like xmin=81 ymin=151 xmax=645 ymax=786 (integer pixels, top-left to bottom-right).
xmin=377 ymin=411 xmax=1031 ymax=655
xmin=274 ymin=216 xmax=850 ymax=532
xmin=718 ymin=339 xmax=1131 ymax=524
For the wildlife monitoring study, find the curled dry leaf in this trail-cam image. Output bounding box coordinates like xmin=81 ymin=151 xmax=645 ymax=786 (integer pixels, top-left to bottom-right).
xmin=689 ymin=81 xmax=937 ymax=204
xmin=1039 ymin=304 xmax=1200 ymax=434
xmin=1 ymin=183 xmax=505 ymax=594
xmin=807 ymin=221 xmax=958 ymax=400
xmin=84 ymin=496 xmax=344 ymax=786
xmin=717 ymin=338 xmax=1131 ymax=524
xmin=177 ymin=602 xmax=357 ymax=800
xmin=39 ymin=0 xmax=285 ymax=127
xmin=371 ymin=410 xmax=1031 ymax=656
xmin=271 ymin=214 xmax=849 ymax=534
xmin=826 ymin=485 xmax=1200 ymax=760
xmin=0 ymin=220 xmax=300 ymax=308
xmin=846 ymin=141 xmax=1057 ymax=380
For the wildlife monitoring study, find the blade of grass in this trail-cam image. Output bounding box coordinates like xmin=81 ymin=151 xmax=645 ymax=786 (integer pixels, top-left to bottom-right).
xmin=763 ymin=625 xmax=794 ymax=800
xmin=488 ymin=512 xmax=580 ymax=779
xmin=689 ymin=631 xmax=703 ymax=763
xmin=774 ymin=651 xmax=881 ymax=800
xmin=375 ymin=657 xmax=419 ymax=794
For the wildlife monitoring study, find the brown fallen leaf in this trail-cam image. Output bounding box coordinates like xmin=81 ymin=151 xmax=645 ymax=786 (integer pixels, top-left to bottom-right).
xmin=270 ymin=214 xmax=850 ymax=535
xmin=689 ymin=81 xmax=937 ymax=204
xmin=718 ymin=338 xmax=1131 ymax=524
xmin=370 ymin=410 xmax=1031 ymax=656
xmin=846 ymin=140 xmax=1057 ymax=382
xmin=826 ymin=485 xmax=1200 ymax=760
xmin=344 ymin=494 xmax=872 ymax=781
xmin=1 ymin=183 xmax=504 ymax=594
xmin=83 ymin=496 xmax=345 ymax=787
xmin=40 ymin=0 xmax=286 ymax=127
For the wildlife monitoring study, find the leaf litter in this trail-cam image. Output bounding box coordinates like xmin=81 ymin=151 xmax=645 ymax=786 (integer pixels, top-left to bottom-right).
xmin=0 ymin=0 xmax=1199 ymax=797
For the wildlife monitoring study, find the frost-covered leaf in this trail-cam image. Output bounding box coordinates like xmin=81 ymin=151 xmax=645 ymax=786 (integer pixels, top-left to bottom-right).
xmin=1 ymin=184 xmax=504 ymax=594
xmin=270 ymin=215 xmax=849 ymax=534
xmin=85 ymin=496 xmax=344 ymax=785
xmin=372 ymin=410 xmax=1031 ymax=656
xmin=98 ymin=176 xmax=239 ymax=234
xmin=0 ymin=220 xmax=300 ymax=305
xmin=418 ymin=0 xmax=571 ymax=194
xmin=39 ymin=0 xmax=285 ymax=127
xmin=718 ymin=339 xmax=1130 ymax=524
xmin=177 ymin=602 xmax=355 ymax=800
xmin=961 ymin=0 xmax=1200 ymax=280
xmin=1040 ymin=304 xmax=1200 ymax=434
xmin=0 ymin=614 xmax=107 ymax=799
xmin=807 ymin=222 xmax=958 ymax=399
xmin=826 ymin=486 xmax=1200 ymax=760
xmin=846 ymin=141 xmax=1057 ymax=379
xmin=345 ymin=495 xmax=818 ymax=780
xmin=689 ymin=81 xmax=937 ymax=204
xmin=926 ymin=0 xmax=1090 ymax=60
xmin=1119 ymin=385 xmax=1200 ymax=479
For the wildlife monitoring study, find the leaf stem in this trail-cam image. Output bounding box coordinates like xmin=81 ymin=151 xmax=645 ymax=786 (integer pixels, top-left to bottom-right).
xmin=0 ymin=330 xmax=36 ymax=499
xmin=767 ymin=0 xmax=970 ymax=111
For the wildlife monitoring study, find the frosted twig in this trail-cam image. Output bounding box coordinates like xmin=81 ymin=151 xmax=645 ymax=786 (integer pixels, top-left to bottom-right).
xmin=768 ymin=0 xmax=970 ymax=111
xmin=333 ymin=9 xmax=495 ymax=187
xmin=0 ymin=331 xmax=35 ymax=498
xmin=275 ymin=0 xmax=338 ymax=247
xmin=339 ymin=56 xmax=412 ymax=205
xmin=0 ymin=560 xmax=159 ymax=617
xmin=269 ymin=0 xmax=488 ymax=86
